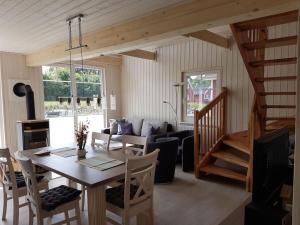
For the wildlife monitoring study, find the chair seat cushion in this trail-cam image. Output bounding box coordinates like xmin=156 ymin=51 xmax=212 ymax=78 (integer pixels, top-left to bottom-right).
xmin=106 ymin=184 xmax=144 ymax=208
xmin=6 ymin=172 xmax=44 ymax=189
xmin=40 ymin=185 xmax=81 ymax=211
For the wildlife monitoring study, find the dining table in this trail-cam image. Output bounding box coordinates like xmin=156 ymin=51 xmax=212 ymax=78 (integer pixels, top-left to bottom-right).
xmin=19 ymin=142 xmax=150 ymax=225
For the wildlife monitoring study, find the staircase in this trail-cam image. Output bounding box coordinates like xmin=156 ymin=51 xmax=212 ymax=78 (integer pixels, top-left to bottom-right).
xmin=231 ymin=10 xmax=298 ymax=131
xmin=194 ymin=88 xmax=252 ymax=190
xmin=194 ymin=11 xmax=298 ymax=192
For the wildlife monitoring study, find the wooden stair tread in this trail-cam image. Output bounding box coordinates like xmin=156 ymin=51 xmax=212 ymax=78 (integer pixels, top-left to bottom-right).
xmin=258 ymin=91 xmax=296 ymax=96
xmin=200 ymin=165 xmax=246 ymax=182
xmin=235 ymin=10 xmax=298 ymax=30
xmin=223 ymin=131 xmax=250 ymax=155
xmin=255 ymin=76 xmax=296 ymax=82
xmin=266 ymin=120 xmax=295 ymax=130
xmin=250 ymin=57 xmax=297 ymax=67
xmin=243 ymin=36 xmax=297 ymax=50
xmin=211 ymin=150 xmax=249 ymax=168
xmin=262 ymin=105 xmax=296 ymax=109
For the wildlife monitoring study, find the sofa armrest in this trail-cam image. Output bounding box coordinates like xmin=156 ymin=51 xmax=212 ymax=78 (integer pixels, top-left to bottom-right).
xmin=147 ymin=133 xmax=168 ymax=143
xmin=168 ymin=130 xmax=193 ymax=143
xmin=101 ymin=128 xmax=111 ymax=134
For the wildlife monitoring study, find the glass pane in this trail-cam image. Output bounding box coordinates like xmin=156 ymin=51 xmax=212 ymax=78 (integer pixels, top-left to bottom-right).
xmin=75 ymin=67 xmax=104 ymax=140
xmin=43 ymin=66 xmax=75 ymax=145
xmin=186 ymin=73 xmax=218 ymax=117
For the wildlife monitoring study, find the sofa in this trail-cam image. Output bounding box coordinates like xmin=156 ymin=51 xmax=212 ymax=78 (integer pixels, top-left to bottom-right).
xmin=101 ymin=118 xmax=173 ymax=142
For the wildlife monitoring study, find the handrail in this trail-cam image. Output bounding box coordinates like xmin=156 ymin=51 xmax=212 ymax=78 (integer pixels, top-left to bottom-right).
xmin=194 ymin=87 xmax=227 ymax=177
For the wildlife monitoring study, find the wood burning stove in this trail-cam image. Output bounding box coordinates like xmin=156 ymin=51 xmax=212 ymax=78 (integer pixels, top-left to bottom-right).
xmin=16 ymin=120 xmax=50 ymax=150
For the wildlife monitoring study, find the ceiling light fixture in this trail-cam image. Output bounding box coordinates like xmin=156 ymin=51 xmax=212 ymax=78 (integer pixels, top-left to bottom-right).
xmin=65 ymin=14 xmax=89 ymax=106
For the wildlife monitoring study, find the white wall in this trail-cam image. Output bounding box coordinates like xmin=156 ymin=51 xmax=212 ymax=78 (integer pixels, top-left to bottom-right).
xmin=121 ymin=23 xmax=297 ymax=133
xmin=0 ymin=52 xmax=43 ymax=151
xmin=121 ymin=37 xmax=253 ymax=133
xmin=103 ymin=64 xmax=122 ymax=125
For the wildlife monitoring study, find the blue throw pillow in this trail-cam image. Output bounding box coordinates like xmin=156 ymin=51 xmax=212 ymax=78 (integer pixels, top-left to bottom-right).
xmin=117 ymin=122 xmax=133 ymax=135
xmin=151 ymin=126 xmax=160 ymax=135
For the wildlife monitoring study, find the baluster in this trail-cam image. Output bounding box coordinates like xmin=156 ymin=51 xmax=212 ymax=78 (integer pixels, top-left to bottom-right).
xmin=211 ymin=108 xmax=213 ymax=147
xmin=217 ymin=102 xmax=220 ymax=139
xmin=209 ymin=110 xmax=211 ymax=151
xmin=204 ymin=112 xmax=207 ymax=155
xmin=213 ymin=104 xmax=216 ymax=144
xmin=199 ymin=118 xmax=202 ymax=158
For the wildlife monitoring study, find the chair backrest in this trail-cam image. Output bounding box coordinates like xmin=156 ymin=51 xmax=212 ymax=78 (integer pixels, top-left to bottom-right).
xmin=91 ymin=132 xmax=111 ymax=151
xmin=124 ymin=149 xmax=159 ymax=209
xmin=0 ymin=148 xmax=18 ymax=190
xmin=15 ymin=152 xmax=41 ymax=209
xmin=122 ymin=135 xmax=148 ymax=156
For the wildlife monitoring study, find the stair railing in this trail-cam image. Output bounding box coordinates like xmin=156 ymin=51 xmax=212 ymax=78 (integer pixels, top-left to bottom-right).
xmin=194 ymin=87 xmax=227 ymax=177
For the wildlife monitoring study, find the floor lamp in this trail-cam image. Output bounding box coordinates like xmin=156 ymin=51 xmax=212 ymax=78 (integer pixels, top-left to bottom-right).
xmin=163 ymin=82 xmax=184 ymax=131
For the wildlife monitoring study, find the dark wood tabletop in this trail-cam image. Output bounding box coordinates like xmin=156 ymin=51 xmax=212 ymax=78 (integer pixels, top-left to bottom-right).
xmin=20 ymin=144 xmax=126 ymax=187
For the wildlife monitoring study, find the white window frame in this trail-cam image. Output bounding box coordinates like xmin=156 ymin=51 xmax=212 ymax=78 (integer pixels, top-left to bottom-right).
xmin=181 ymin=68 xmax=221 ymax=123
xmin=42 ymin=63 xmax=106 ymax=131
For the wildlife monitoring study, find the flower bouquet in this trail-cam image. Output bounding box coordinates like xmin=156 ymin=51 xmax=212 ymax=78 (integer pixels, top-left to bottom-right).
xmin=75 ymin=121 xmax=89 ymax=158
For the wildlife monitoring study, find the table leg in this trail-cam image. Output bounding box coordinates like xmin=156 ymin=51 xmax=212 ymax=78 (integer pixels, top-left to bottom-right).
xmin=137 ymin=212 xmax=150 ymax=225
xmin=87 ymin=185 xmax=106 ymax=225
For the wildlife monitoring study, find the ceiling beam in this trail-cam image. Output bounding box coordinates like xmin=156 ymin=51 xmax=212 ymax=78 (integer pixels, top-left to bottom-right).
xmin=119 ymin=49 xmax=156 ymax=60
xmin=26 ymin=0 xmax=297 ymax=66
xmin=184 ymin=30 xmax=230 ymax=48
xmin=59 ymin=55 xmax=122 ymax=67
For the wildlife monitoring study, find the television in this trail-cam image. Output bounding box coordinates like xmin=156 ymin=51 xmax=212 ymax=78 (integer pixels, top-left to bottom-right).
xmin=252 ymin=128 xmax=289 ymax=206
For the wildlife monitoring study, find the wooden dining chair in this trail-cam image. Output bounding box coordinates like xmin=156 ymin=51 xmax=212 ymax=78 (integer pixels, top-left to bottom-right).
xmin=80 ymin=131 xmax=112 ymax=211
xmin=105 ymin=149 xmax=159 ymax=225
xmin=0 ymin=148 xmax=49 ymax=225
xmin=91 ymin=132 xmax=111 ymax=151
xmin=122 ymin=135 xmax=148 ymax=156
xmin=15 ymin=154 xmax=82 ymax=225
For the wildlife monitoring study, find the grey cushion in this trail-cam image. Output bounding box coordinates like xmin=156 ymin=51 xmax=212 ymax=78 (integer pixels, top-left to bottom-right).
xmin=141 ymin=122 xmax=153 ymax=137
xmin=111 ymin=134 xmax=123 ymax=142
xmin=141 ymin=120 xmax=168 ymax=136
xmin=109 ymin=119 xmax=126 ymax=135
xmin=109 ymin=119 xmax=118 ymax=135
xmin=127 ymin=118 xmax=144 ymax=136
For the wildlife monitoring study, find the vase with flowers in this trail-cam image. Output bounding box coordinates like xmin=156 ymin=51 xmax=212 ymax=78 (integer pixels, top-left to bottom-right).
xmin=75 ymin=121 xmax=89 ymax=158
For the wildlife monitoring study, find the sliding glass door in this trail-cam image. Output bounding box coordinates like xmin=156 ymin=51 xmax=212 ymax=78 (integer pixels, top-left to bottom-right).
xmin=42 ymin=65 xmax=104 ymax=146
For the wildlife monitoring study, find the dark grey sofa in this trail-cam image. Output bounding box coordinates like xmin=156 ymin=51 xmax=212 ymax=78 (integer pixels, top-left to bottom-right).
xmin=101 ymin=118 xmax=173 ymax=142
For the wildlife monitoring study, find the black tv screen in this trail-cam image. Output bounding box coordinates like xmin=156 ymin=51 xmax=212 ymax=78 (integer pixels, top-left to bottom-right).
xmin=252 ymin=128 xmax=289 ymax=205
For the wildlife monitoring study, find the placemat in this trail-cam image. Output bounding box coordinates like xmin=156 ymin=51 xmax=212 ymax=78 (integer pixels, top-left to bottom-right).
xmin=51 ymin=147 xmax=77 ymax=158
xmin=78 ymin=155 xmax=124 ymax=171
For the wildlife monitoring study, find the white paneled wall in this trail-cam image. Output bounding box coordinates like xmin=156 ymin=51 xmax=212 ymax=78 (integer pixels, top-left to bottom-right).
xmin=104 ymin=64 xmax=122 ymax=125
xmin=122 ymin=38 xmax=253 ymax=133
xmin=0 ymin=52 xmax=43 ymax=150
xmin=121 ymin=23 xmax=297 ymax=133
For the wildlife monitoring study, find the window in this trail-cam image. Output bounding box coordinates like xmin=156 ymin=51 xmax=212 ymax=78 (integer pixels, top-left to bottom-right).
xmin=182 ymin=70 xmax=220 ymax=122
xmin=42 ymin=65 xmax=105 ymax=145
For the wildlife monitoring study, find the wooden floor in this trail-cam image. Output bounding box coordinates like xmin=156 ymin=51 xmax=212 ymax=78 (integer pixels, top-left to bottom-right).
xmin=0 ymin=167 xmax=250 ymax=225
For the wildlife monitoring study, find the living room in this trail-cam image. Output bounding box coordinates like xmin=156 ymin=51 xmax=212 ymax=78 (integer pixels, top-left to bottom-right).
xmin=0 ymin=1 xmax=299 ymax=225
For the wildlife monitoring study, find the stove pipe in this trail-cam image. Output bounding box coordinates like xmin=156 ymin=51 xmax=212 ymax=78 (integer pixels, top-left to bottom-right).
xmin=13 ymin=83 xmax=36 ymax=120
